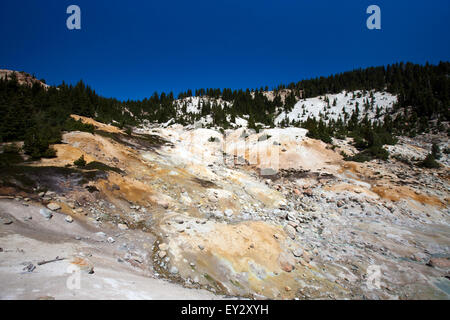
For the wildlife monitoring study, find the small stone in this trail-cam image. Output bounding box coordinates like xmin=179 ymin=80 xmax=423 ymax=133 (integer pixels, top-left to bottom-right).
xmin=71 ymin=257 xmax=94 ymax=274
xmin=198 ymin=244 xmax=205 ymax=250
xmin=288 ymin=221 xmax=299 ymax=228
xmin=46 ymin=203 xmax=61 ymax=211
xmin=1 ymin=217 xmax=13 ymax=225
xmin=174 ymin=218 xmax=184 ymax=224
xmin=278 ymin=252 xmax=295 ymax=273
xmin=118 ymin=223 xmax=128 ymax=230
xmin=286 ymin=212 xmax=297 ymax=221
xmin=23 ymin=263 xmax=36 ymax=273
xmin=169 ymin=266 xmax=179 ymax=274
xmin=95 ymin=232 xmax=106 ymax=238
xmin=427 ymin=258 xmax=450 ymax=268
xmin=65 ymin=216 xmax=73 ymax=223
xmin=213 ymin=211 xmax=224 ymax=219
xmin=107 ymin=237 xmax=115 ymax=243
xmin=161 ymin=202 xmax=169 ymax=209
xmin=292 ymin=248 xmax=304 ymax=257
xmin=158 ymin=251 xmax=167 ymax=259
xmin=284 ymin=225 xmax=296 ymax=240
xmin=158 ymin=243 xmax=168 ymax=251
xmin=39 ymin=208 xmax=53 ymax=220
xmin=285 ymin=286 xmax=292 ymax=292
xmin=224 ymin=209 xmax=233 ymax=217
xmin=412 ymin=252 xmax=428 ymax=262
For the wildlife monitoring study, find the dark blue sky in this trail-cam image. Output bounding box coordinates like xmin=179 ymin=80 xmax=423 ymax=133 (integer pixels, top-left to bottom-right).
xmin=1 ymin=0 xmax=449 ymax=101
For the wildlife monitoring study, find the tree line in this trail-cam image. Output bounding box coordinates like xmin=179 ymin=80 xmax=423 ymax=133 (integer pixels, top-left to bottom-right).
xmin=0 ymin=61 xmax=448 ymax=161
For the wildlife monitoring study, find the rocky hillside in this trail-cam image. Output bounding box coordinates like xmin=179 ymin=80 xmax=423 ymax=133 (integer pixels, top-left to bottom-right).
xmin=0 ymin=115 xmax=449 ymax=299
xmin=0 ymin=69 xmax=49 ymax=89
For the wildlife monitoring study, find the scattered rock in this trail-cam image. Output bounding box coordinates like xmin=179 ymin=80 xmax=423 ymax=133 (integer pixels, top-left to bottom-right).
xmin=161 ymin=202 xmax=169 ymax=209
xmin=224 ymin=209 xmax=234 ymax=217
xmin=46 ymin=203 xmax=61 ymax=211
xmin=213 ymin=211 xmax=224 ymax=219
xmin=284 ymin=225 xmax=296 ymax=240
xmin=0 ymin=217 xmax=13 ymax=225
xmin=158 ymin=251 xmax=167 ymax=259
xmin=427 ymin=258 xmax=450 ymax=269
xmin=71 ymin=257 xmax=94 ymax=274
xmin=65 ymin=216 xmax=73 ymax=223
xmin=412 ymin=252 xmax=428 ymax=262
xmin=292 ymin=248 xmax=304 ymax=258
xmin=278 ymin=252 xmax=296 ymax=273
xmin=39 ymin=208 xmax=53 ymax=220
xmin=107 ymin=237 xmax=115 ymax=243
xmin=118 ymin=223 xmax=128 ymax=230
xmin=169 ymin=266 xmax=179 ymax=275
xmin=22 ymin=263 xmax=36 ymax=273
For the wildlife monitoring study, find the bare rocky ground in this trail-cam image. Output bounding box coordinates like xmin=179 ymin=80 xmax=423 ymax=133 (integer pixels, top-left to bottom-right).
xmin=0 ymin=116 xmax=449 ymax=300
xmin=0 ymin=199 xmax=223 ymax=300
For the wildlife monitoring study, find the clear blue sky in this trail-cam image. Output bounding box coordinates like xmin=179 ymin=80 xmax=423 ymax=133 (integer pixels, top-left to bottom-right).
xmin=1 ymin=0 xmax=449 ymax=101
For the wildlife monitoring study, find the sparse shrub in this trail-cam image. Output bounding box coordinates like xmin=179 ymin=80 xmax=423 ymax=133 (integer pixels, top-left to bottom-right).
xmin=345 ymin=145 xmax=389 ymax=162
xmin=63 ymin=118 xmax=95 ymax=134
xmin=0 ymin=143 xmax=23 ymax=166
xmin=23 ymin=129 xmax=57 ymax=160
xmin=419 ymin=154 xmax=440 ymax=169
xmin=431 ymin=143 xmax=441 ymax=159
xmin=74 ymin=155 xmax=87 ymax=167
